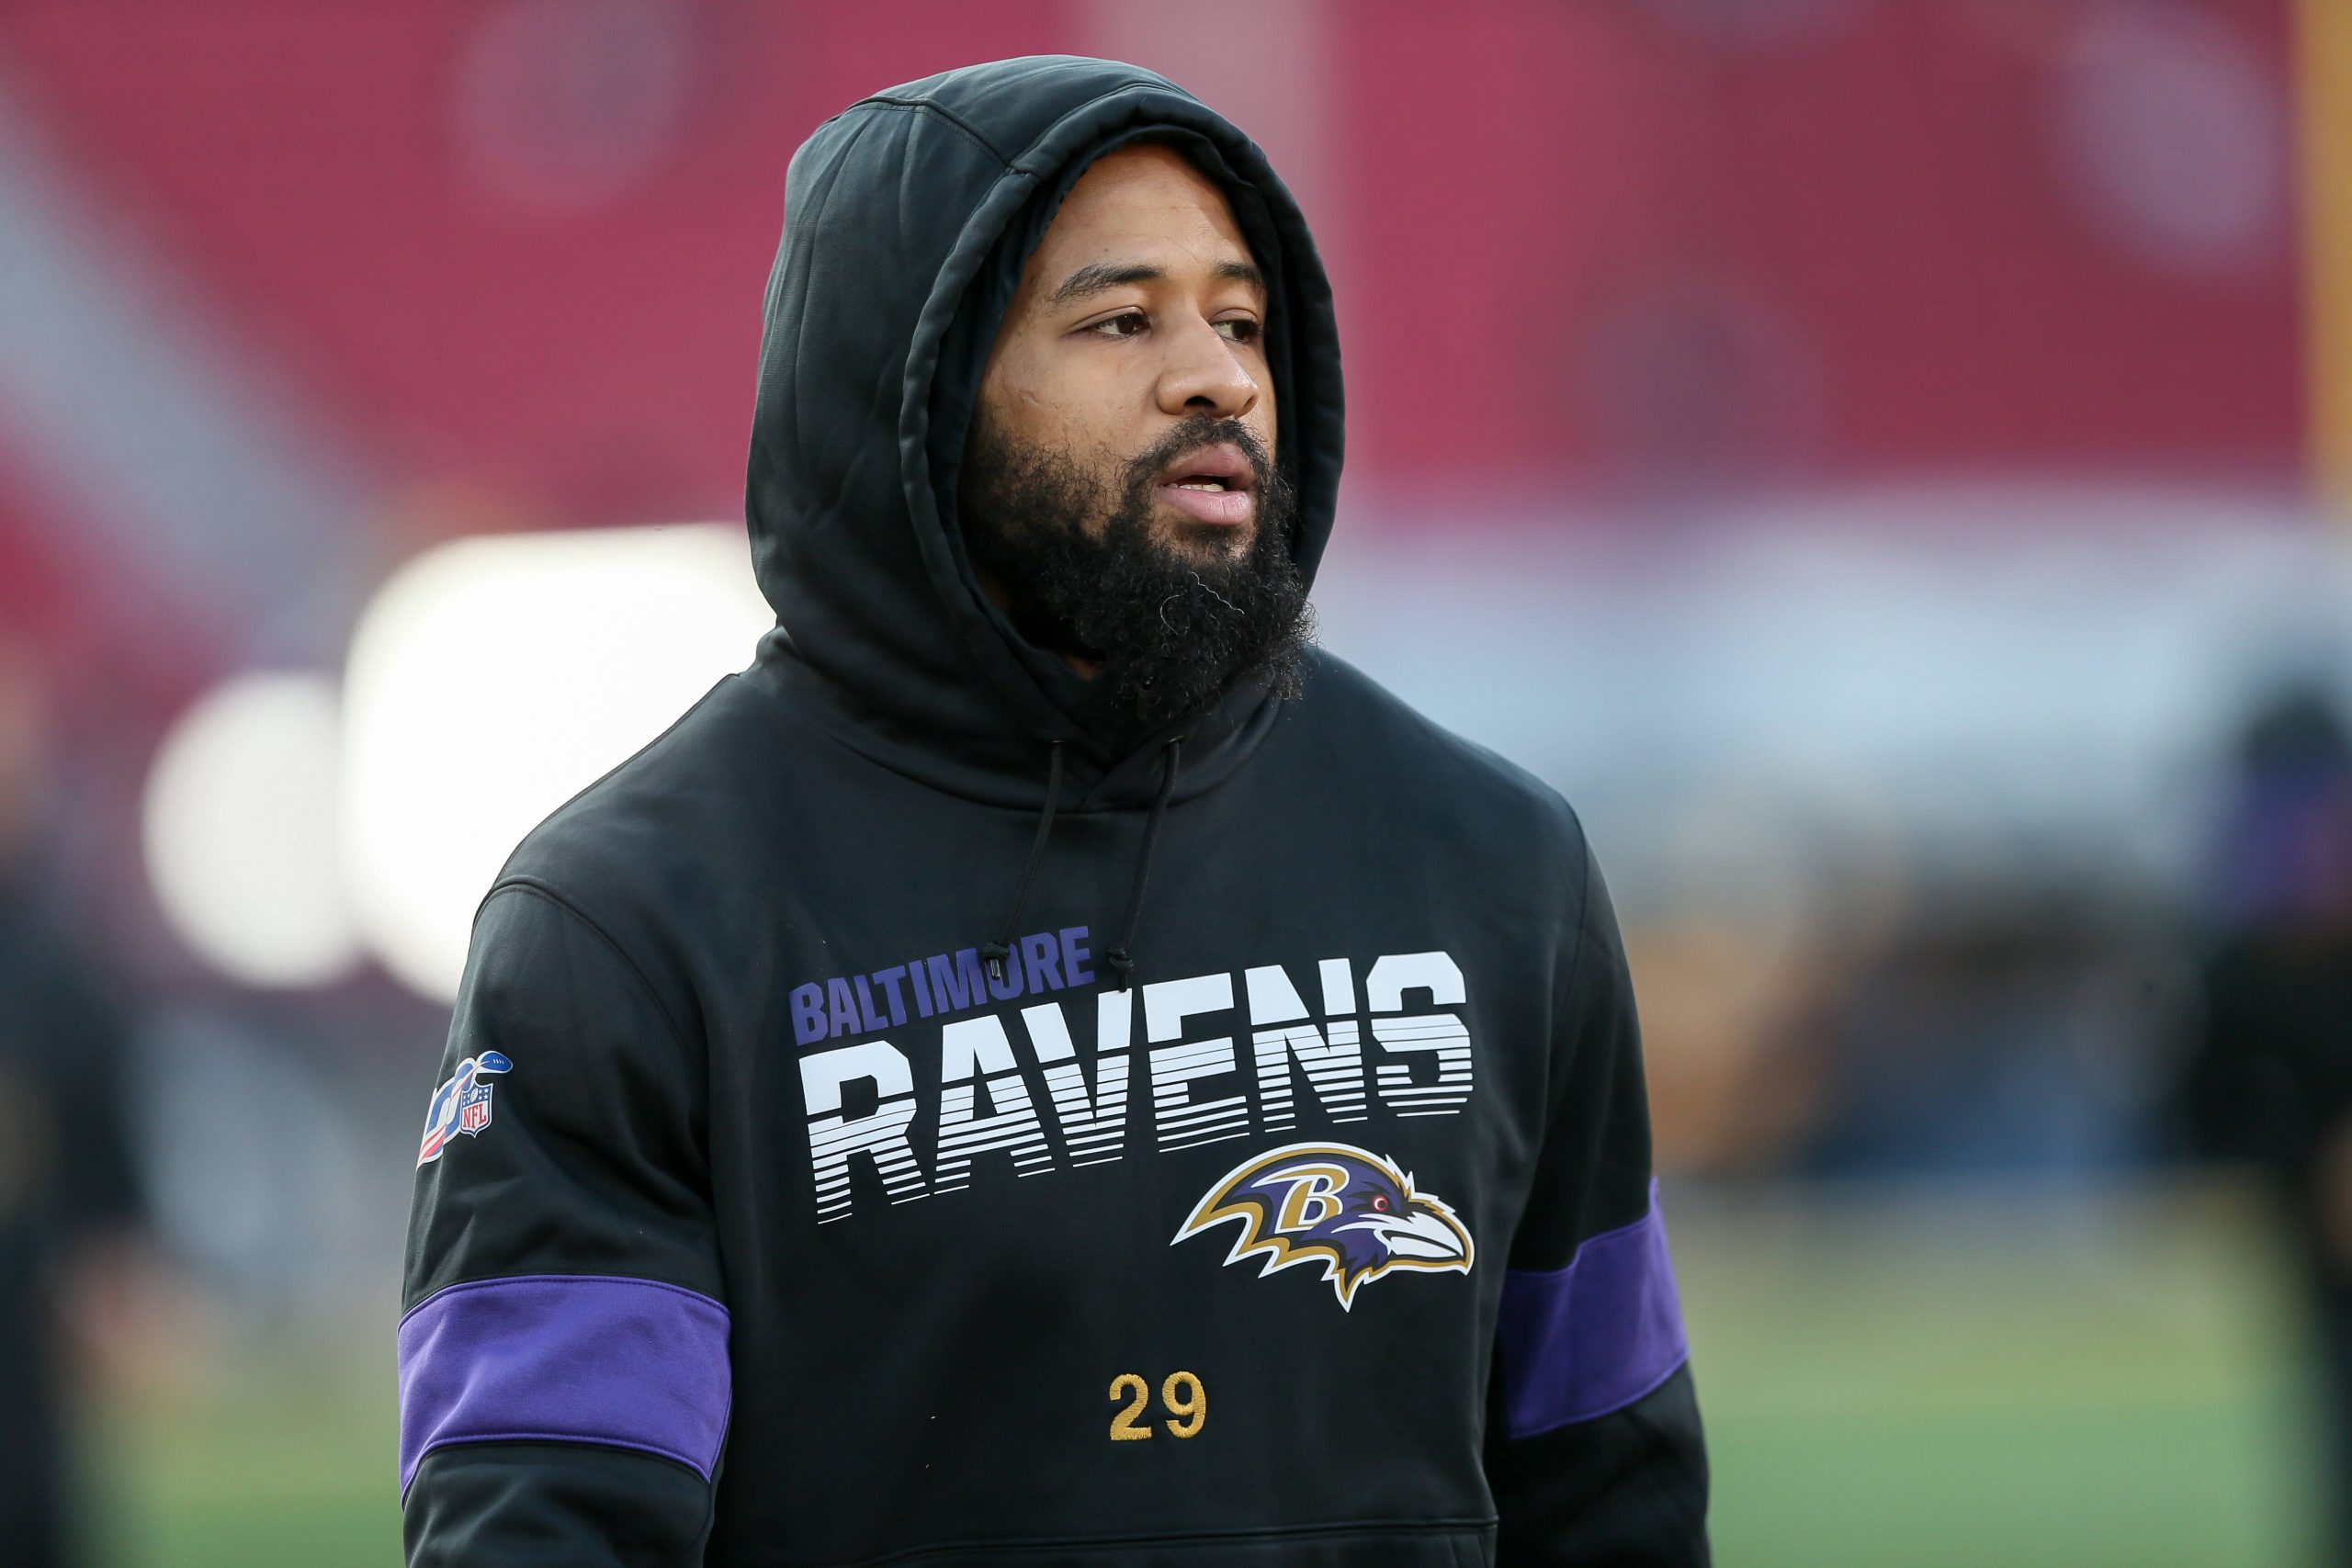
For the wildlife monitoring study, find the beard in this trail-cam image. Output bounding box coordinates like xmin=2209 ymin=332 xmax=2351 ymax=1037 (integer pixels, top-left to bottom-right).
xmin=958 ymin=411 xmax=1314 ymax=735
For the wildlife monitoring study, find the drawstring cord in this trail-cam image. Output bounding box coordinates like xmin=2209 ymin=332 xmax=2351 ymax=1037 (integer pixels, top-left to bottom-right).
xmin=1104 ymin=738 xmax=1182 ymax=988
xmin=981 ymin=740 xmax=1064 ymax=986
xmin=981 ymin=735 xmax=1183 ymax=990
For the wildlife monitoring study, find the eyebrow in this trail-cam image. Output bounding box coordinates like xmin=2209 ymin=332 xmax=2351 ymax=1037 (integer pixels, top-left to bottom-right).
xmin=1047 ymin=258 xmax=1266 ymax=308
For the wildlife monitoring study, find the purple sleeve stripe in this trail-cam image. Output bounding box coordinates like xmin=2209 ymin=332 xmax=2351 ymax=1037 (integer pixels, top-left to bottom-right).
xmin=397 ymin=1273 xmax=731 ymax=1497
xmin=1495 ymin=1181 xmax=1690 ymax=1439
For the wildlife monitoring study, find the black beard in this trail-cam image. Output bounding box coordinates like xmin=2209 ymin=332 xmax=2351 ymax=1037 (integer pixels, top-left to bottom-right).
xmin=958 ymin=412 xmax=1314 ymax=734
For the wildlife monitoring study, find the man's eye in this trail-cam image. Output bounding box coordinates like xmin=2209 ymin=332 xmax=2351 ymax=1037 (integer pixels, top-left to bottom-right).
xmin=1216 ymin=318 xmax=1261 ymax=344
xmin=1089 ymin=312 xmax=1148 ymax=338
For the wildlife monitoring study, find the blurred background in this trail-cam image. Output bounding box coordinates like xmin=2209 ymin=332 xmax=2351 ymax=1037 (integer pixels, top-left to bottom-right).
xmin=0 ymin=0 xmax=2345 ymax=1562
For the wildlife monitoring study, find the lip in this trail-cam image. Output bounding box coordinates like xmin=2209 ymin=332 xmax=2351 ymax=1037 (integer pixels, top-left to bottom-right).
xmin=1154 ymin=442 xmax=1256 ymax=527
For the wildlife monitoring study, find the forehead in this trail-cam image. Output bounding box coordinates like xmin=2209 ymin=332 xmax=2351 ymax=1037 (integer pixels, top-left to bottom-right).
xmin=1027 ymin=143 xmax=1258 ymax=280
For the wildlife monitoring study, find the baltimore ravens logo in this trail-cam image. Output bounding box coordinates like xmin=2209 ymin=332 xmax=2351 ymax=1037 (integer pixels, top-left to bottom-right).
xmin=1173 ymin=1143 xmax=1475 ymax=1310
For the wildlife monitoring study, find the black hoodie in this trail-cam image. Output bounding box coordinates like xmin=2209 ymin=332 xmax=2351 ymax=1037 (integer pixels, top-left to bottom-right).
xmin=401 ymin=55 xmax=1708 ymax=1568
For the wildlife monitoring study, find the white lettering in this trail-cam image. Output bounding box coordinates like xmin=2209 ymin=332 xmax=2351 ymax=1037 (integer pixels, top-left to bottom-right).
xmin=799 ymin=1041 xmax=929 ymax=1221
xmin=1143 ymin=972 xmax=1250 ymax=1152
xmin=1021 ymin=995 xmax=1133 ymax=1167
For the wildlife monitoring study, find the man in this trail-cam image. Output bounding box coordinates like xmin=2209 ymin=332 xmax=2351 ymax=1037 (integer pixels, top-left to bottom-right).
xmin=401 ymin=55 xmax=1708 ymax=1566
xmin=0 ymin=643 xmax=148 ymax=1568
xmin=2177 ymin=684 xmax=2352 ymax=1562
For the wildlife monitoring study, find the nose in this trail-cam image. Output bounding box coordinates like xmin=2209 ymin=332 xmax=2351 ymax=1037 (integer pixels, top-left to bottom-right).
xmin=1154 ymin=314 xmax=1260 ymax=422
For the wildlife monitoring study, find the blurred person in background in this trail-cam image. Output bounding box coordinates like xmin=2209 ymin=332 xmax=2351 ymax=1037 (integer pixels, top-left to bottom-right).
xmin=0 ymin=638 xmax=148 ymax=1568
xmin=1800 ymin=884 xmax=2142 ymax=1181
xmin=2177 ymin=682 xmax=2352 ymax=1563
xmin=401 ymin=55 xmax=1705 ymax=1568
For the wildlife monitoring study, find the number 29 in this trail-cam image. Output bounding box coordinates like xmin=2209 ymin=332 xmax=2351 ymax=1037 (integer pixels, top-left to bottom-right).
xmin=1109 ymin=1371 xmax=1205 ymax=1440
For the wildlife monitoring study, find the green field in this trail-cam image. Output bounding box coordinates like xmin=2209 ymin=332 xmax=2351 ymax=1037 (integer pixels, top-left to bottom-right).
xmin=79 ymin=1180 xmax=2325 ymax=1567
xmin=1682 ymin=1181 xmax=2319 ymax=1568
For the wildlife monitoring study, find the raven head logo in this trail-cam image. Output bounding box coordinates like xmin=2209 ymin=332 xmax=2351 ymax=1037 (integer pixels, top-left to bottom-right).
xmin=1173 ymin=1142 xmax=1475 ymax=1310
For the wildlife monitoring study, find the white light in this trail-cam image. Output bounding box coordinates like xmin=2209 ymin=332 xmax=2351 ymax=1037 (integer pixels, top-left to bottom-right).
xmin=2060 ymin=6 xmax=2285 ymax=275
xmin=142 ymin=671 xmax=358 ymax=988
xmin=343 ymin=525 xmax=771 ymax=999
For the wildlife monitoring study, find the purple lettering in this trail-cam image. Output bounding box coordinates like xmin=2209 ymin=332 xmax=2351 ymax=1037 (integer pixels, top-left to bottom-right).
xmin=789 ymin=983 xmax=827 ymax=1046
xmin=871 ymin=965 xmax=910 ymax=1026
xmin=928 ymin=951 xmax=978 ymax=1013
xmin=910 ymin=958 xmax=936 ymax=1017
xmin=986 ymin=945 xmax=1026 ymax=1002
xmin=1020 ymin=931 xmax=1062 ymax=994
xmin=826 ymin=977 xmax=859 ymax=1039
xmin=853 ymin=976 xmax=887 ymax=1032
xmin=953 ymin=949 xmax=991 ymax=1009
xmin=1060 ymin=926 xmax=1094 ymax=987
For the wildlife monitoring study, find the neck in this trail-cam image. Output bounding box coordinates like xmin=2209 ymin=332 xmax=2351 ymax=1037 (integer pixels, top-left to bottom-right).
xmin=978 ymin=565 xmax=1101 ymax=678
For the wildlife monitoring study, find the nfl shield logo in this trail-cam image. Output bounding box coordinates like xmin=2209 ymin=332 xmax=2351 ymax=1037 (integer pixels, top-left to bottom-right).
xmin=417 ymin=1050 xmax=513 ymax=1168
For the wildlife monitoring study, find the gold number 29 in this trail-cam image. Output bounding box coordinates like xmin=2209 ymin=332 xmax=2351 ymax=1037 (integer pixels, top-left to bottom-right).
xmin=1107 ymin=1370 xmax=1206 ymax=1440
xmin=1107 ymin=1373 xmax=1152 ymax=1441
xmin=1160 ymin=1371 xmax=1205 ymax=1438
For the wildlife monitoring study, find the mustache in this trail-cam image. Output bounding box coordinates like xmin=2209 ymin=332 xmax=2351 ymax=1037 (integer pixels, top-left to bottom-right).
xmin=956 ymin=400 xmax=1315 ymax=731
xmin=1122 ymin=418 xmax=1272 ymax=495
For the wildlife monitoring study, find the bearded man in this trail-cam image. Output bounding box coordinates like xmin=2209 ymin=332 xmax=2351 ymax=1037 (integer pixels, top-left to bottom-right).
xmin=400 ymin=55 xmax=1710 ymax=1567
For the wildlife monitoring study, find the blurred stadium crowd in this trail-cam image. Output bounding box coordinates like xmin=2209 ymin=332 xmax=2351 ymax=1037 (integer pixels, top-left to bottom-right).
xmin=0 ymin=1 xmax=2347 ymax=1563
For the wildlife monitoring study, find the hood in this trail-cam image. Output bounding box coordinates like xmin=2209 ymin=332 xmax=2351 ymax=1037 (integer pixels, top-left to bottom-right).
xmin=744 ymin=55 xmax=1343 ymax=811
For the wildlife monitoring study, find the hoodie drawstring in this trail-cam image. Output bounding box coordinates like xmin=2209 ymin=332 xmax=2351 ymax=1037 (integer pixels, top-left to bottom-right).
xmin=1104 ymin=738 xmax=1182 ymax=988
xmin=982 ymin=736 xmax=1183 ymax=990
xmin=981 ymin=741 xmax=1063 ymax=986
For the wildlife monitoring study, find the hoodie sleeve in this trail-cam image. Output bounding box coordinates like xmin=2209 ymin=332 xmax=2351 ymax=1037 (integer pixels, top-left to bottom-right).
xmin=1484 ymin=833 xmax=1711 ymax=1566
xmin=401 ymin=881 xmax=727 ymax=1567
